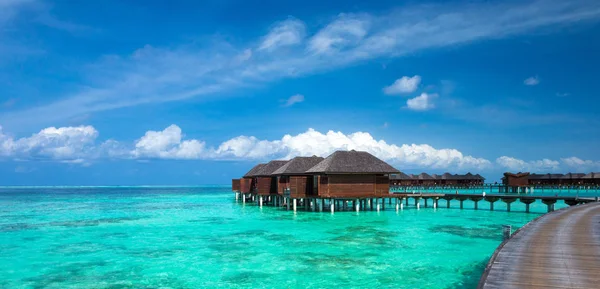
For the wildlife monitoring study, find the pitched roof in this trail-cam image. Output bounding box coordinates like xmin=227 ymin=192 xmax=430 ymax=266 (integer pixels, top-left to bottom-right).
xmin=418 ymin=173 xmax=433 ymax=180
xmin=561 ymin=173 xmax=585 ymax=179
xmin=474 ymin=174 xmax=485 ymax=180
xmin=305 ymin=150 xmax=399 ymax=174
xmin=582 ymin=172 xmax=600 ymax=179
xmin=272 ymin=156 xmax=324 ymax=175
xmin=442 ymin=173 xmax=455 ymax=180
xmin=254 ymin=160 xmax=289 ymax=177
xmin=243 ymin=163 xmax=266 ymax=178
xmin=431 ymin=174 xmax=441 ymax=179
xmin=389 ymin=172 xmax=412 ymax=180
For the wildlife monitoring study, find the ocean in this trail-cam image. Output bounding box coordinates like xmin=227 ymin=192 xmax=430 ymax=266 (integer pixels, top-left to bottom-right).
xmin=0 ymin=186 xmax=566 ymax=288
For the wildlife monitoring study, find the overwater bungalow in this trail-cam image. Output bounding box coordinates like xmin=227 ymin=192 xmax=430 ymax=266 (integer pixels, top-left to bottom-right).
xmin=503 ymin=172 xmax=597 ymax=187
xmin=253 ymin=160 xmax=289 ymax=197
xmin=417 ymin=173 xmax=435 ymax=185
xmin=560 ymin=173 xmax=586 ymax=185
xmin=271 ymin=156 xmax=325 ymax=199
xmin=389 ymin=172 xmax=413 ymax=186
xmin=231 ymin=179 xmax=241 ymax=192
xmin=305 ymin=150 xmax=399 ymax=198
xmin=241 ymin=163 xmax=266 ymax=194
xmin=581 ymin=172 xmax=600 ymax=185
xmin=502 ymin=172 xmax=531 ymax=187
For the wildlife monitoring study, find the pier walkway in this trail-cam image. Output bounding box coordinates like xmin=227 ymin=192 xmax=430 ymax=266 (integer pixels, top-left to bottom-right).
xmin=479 ymin=202 xmax=600 ymax=288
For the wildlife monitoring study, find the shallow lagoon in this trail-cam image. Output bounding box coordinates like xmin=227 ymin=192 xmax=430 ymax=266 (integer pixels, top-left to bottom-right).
xmin=0 ymin=186 xmax=563 ymax=288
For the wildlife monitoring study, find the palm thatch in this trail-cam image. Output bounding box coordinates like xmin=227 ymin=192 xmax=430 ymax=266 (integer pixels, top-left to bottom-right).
xmin=306 ymin=150 xmax=399 ymax=174
xmin=254 ymin=160 xmax=289 ymax=177
xmin=272 ymin=156 xmax=324 ymax=175
xmin=243 ymin=163 xmax=266 ymax=178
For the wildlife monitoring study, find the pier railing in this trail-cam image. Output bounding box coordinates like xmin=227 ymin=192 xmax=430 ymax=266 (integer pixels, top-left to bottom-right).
xmin=389 ymin=184 xmax=600 ymax=197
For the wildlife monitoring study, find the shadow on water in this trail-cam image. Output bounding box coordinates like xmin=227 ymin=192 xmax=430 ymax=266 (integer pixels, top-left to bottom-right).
xmin=1 ymin=216 xmax=146 ymax=232
xmin=429 ymin=225 xmax=502 ymax=241
xmin=445 ymin=259 xmax=488 ymax=289
xmin=23 ymin=262 xmax=190 ymax=289
xmin=221 ymin=271 xmax=272 ymax=285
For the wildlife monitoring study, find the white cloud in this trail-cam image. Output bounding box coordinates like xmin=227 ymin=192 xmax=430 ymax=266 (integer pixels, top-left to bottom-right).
xmin=496 ymin=156 xmax=559 ymax=172
xmin=524 ymin=76 xmax=540 ymax=86
xmin=4 ymin=1 xmax=600 ymax=128
xmin=406 ymin=93 xmax=436 ymax=111
xmin=212 ymin=128 xmax=492 ymax=169
xmin=0 ymin=125 xmax=98 ymax=161
xmin=258 ymin=18 xmax=306 ymax=51
xmin=556 ymin=92 xmax=570 ymax=97
xmin=283 ymin=94 xmax=304 ymax=107
xmin=308 ymin=14 xmax=369 ymax=54
xmin=383 ymin=75 xmax=421 ymax=95
xmin=131 ymin=124 xmax=207 ymax=160
xmin=2 ymin=125 xmax=600 ymax=173
xmin=496 ymin=156 xmax=600 ymax=172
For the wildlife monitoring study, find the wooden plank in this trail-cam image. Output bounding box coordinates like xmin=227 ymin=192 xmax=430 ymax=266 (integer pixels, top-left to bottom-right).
xmin=479 ymin=202 xmax=600 ymax=289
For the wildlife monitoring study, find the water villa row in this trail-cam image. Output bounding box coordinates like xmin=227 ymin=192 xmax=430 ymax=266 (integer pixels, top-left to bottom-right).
xmin=503 ymin=172 xmax=600 ymax=186
xmin=391 ymin=172 xmax=485 ymax=186
xmin=231 ymin=150 xmax=599 ymax=213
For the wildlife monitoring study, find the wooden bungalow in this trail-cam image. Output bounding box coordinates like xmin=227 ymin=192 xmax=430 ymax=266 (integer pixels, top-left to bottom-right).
xmin=253 ymin=160 xmax=289 ymax=196
xmin=417 ymin=173 xmax=436 ymax=185
xmin=560 ymin=173 xmax=585 ymax=185
xmin=502 ymin=172 xmax=531 ymax=187
xmin=441 ymin=172 xmax=457 ymax=185
xmin=241 ymin=163 xmax=266 ymax=194
xmin=389 ymin=172 xmax=414 ymax=186
xmin=271 ymin=156 xmax=325 ymax=198
xmin=581 ymin=172 xmax=600 ymax=185
xmin=305 ymin=150 xmax=399 ymax=198
xmin=231 ymin=179 xmax=241 ymax=192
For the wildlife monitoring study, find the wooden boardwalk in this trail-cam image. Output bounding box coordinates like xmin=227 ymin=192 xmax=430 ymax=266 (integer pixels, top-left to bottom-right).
xmin=479 ymin=202 xmax=600 ymax=288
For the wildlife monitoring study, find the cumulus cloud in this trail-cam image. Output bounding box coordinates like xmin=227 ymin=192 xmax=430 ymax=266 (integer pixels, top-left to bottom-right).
xmin=524 ymin=76 xmax=540 ymax=86
xmin=2 ymin=124 xmax=600 ymax=173
xmin=383 ymin=75 xmax=421 ymax=95
xmin=406 ymin=93 xmax=436 ymax=111
xmin=131 ymin=125 xmax=207 ymax=159
xmin=282 ymin=94 xmax=304 ymax=107
xmin=496 ymin=156 xmax=600 ymax=172
xmin=258 ymin=18 xmax=306 ymax=51
xmin=212 ymin=128 xmax=491 ymax=169
xmin=0 ymin=125 xmax=98 ymax=161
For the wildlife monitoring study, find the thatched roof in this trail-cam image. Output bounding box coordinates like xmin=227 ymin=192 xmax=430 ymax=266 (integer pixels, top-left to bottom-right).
xmin=560 ymin=173 xmax=586 ymax=179
xmin=529 ymin=173 xmax=545 ymax=180
xmin=306 ymin=150 xmax=399 ymax=174
xmin=243 ymin=163 xmax=266 ymax=178
xmin=582 ymin=172 xmax=600 ymax=179
xmin=418 ymin=173 xmax=434 ymax=180
xmin=431 ymin=174 xmax=440 ymax=179
xmin=442 ymin=173 xmax=455 ymax=180
xmin=254 ymin=160 xmax=289 ymax=177
xmin=474 ymin=174 xmax=485 ymax=180
xmin=390 ymin=172 xmax=412 ymax=180
xmin=272 ymin=156 xmax=324 ymax=175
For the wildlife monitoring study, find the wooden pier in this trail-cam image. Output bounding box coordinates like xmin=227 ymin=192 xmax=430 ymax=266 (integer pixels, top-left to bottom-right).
xmin=478 ymin=202 xmax=600 ymax=288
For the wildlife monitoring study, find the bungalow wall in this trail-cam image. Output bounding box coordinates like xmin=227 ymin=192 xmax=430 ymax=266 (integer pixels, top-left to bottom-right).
xmin=278 ymin=176 xmax=288 ymax=195
xmin=231 ymin=179 xmax=241 ymax=192
xmin=504 ymin=175 xmax=529 ymax=187
xmin=256 ymin=177 xmax=278 ymax=196
xmin=240 ymin=178 xmax=252 ymax=193
xmin=317 ymin=174 xmax=390 ymax=198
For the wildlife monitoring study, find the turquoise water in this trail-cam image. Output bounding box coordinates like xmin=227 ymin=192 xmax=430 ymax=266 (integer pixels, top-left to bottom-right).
xmin=0 ymin=186 xmax=562 ymax=288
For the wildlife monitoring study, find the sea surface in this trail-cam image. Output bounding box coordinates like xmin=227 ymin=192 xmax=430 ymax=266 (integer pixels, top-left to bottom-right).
xmin=0 ymin=186 xmax=572 ymax=288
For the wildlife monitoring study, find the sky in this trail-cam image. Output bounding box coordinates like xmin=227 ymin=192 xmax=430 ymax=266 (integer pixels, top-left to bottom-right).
xmin=1 ymin=0 xmax=599 ymax=185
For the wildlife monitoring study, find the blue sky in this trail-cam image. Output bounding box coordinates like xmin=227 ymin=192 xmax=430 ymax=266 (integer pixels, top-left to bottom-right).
xmin=1 ymin=0 xmax=599 ymax=185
